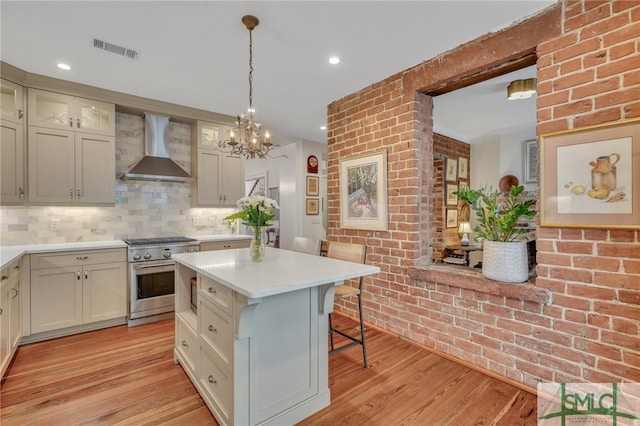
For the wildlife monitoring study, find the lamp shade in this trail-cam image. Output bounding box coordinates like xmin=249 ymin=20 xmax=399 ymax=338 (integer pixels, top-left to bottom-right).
xmin=458 ymin=221 xmax=472 ymax=234
xmin=507 ymin=78 xmax=537 ymax=100
xmin=458 ymin=221 xmax=472 ymax=246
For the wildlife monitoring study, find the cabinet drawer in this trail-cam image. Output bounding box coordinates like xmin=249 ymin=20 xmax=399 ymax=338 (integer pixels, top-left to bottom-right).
xmin=200 ymin=239 xmax=250 ymax=251
xmin=200 ymin=347 xmax=232 ymax=426
xmin=199 ymin=298 xmax=233 ymax=371
xmin=31 ymin=248 xmax=126 ymax=269
xmin=176 ymin=319 xmax=199 ymax=376
xmin=199 ymin=275 xmax=232 ymax=315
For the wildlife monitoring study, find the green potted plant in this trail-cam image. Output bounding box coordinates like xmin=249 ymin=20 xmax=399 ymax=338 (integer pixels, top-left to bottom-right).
xmin=454 ymin=185 xmax=536 ymax=282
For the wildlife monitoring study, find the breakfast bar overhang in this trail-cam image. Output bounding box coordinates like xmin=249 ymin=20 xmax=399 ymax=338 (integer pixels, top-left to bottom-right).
xmin=172 ymin=247 xmax=379 ymax=426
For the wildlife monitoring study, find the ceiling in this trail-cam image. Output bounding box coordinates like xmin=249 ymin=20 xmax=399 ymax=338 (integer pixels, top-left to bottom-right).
xmin=0 ymin=1 xmax=554 ymax=145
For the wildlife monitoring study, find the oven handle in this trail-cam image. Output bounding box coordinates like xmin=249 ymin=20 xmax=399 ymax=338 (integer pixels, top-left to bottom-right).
xmin=133 ymin=263 xmax=175 ymax=271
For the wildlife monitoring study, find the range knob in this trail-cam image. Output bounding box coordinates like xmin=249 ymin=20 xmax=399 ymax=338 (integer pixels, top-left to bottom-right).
xmin=163 ymin=250 xmax=172 ymax=259
xmin=143 ymin=253 xmax=152 ymax=260
xmin=133 ymin=254 xmax=141 ymax=261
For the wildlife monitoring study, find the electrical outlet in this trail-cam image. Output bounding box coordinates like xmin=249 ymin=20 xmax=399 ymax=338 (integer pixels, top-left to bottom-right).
xmin=192 ymin=217 xmax=200 ymax=226
xmin=50 ymin=218 xmax=60 ymax=230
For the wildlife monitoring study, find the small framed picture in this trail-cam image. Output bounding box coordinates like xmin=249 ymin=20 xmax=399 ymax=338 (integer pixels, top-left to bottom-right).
xmin=459 ymin=180 xmax=468 ymax=190
xmin=458 ymin=157 xmax=468 ymax=179
xmin=524 ymin=140 xmax=538 ymax=183
xmin=447 ymin=183 xmax=458 ymax=205
xmin=446 ymin=157 xmax=457 ymax=181
xmin=306 ymin=176 xmax=319 ymax=196
xmin=446 ymin=209 xmax=458 ymax=228
xmin=306 ymin=198 xmax=319 ymax=215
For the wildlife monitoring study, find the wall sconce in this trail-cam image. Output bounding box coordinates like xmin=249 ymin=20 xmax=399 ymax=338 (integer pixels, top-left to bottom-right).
xmin=507 ymin=78 xmax=537 ymax=100
xmin=458 ymin=221 xmax=472 ymax=246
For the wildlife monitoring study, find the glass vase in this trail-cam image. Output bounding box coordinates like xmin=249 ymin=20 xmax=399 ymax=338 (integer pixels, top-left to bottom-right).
xmin=249 ymin=226 xmax=267 ymax=262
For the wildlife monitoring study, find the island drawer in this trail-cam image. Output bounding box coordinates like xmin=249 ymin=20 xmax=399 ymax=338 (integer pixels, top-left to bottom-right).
xmin=200 ymin=348 xmax=232 ymax=425
xmin=199 ymin=298 xmax=233 ymax=371
xmin=31 ymin=248 xmax=126 ymax=269
xmin=198 ymin=275 xmax=232 ymax=315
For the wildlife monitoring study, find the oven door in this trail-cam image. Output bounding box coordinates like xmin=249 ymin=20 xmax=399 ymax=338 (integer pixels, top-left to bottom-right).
xmin=129 ymin=260 xmax=175 ymax=320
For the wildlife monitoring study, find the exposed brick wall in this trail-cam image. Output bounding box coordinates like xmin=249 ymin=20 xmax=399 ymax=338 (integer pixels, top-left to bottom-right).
xmin=327 ymin=0 xmax=639 ymax=387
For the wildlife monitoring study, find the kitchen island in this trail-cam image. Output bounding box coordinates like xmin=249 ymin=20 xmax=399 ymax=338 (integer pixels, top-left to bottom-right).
xmin=172 ymin=247 xmax=379 ymax=426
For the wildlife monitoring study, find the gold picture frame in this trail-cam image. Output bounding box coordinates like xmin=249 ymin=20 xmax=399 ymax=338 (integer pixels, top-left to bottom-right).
xmin=339 ymin=150 xmax=388 ymax=231
xmin=540 ymin=118 xmax=640 ymax=229
xmin=306 ymin=198 xmax=319 ymax=215
xmin=306 ymin=176 xmax=319 ymax=196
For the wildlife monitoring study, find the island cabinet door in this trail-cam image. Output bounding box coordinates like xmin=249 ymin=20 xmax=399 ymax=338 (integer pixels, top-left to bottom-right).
xmin=31 ymin=266 xmax=83 ymax=333
xmin=249 ymin=287 xmax=320 ymax=424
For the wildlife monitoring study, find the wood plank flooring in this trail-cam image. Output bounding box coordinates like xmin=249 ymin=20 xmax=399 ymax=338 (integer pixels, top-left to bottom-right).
xmin=1 ymin=315 xmax=537 ymax=425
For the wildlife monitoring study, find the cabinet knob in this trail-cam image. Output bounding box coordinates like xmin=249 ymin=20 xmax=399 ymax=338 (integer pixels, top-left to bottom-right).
xmin=76 ymin=256 xmax=89 ymax=260
xmin=85 ymin=270 xmax=88 ymax=279
xmin=1 ymin=275 xmax=7 ymax=281
xmin=77 ymin=271 xmax=81 ymax=280
xmin=18 ymin=109 xmax=23 ymax=119
xmin=208 ymin=325 xmax=217 ymax=333
xmin=208 ymin=287 xmax=216 ymax=294
xmin=69 ymin=118 xmax=73 ymax=127
xmin=181 ymin=340 xmax=188 ymax=347
xmin=18 ymin=187 xmax=24 ymax=198
xmin=10 ymin=288 xmax=18 ymax=299
xmin=70 ymin=189 xmax=74 ymax=199
xmin=76 ymin=118 xmax=81 ymax=128
xmin=208 ymin=375 xmax=217 ymax=384
xmin=0 ymin=308 xmax=2 ymax=316
xmin=77 ymin=189 xmax=81 ymax=199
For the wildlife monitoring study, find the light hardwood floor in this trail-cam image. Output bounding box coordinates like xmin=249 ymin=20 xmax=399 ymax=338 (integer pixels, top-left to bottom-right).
xmin=0 ymin=315 xmax=537 ymax=425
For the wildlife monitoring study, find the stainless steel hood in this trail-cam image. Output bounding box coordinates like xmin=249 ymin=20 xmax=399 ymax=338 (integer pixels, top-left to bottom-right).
xmin=120 ymin=113 xmax=192 ymax=182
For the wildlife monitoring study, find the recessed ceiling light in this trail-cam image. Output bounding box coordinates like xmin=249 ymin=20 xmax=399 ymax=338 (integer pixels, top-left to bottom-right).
xmin=328 ymin=56 xmax=340 ymax=65
xmin=320 ymin=125 xmax=327 ymax=130
xmin=57 ymin=63 xmax=71 ymax=70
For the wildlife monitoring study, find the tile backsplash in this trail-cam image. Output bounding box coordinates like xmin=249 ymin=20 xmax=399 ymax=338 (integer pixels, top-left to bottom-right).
xmin=0 ymin=113 xmax=236 ymax=245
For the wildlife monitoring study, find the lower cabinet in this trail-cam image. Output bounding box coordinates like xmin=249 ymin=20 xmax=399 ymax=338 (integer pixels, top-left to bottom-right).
xmin=1 ymin=257 xmax=23 ymax=378
xmin=30 ymin=249 xmax=126 ymax=334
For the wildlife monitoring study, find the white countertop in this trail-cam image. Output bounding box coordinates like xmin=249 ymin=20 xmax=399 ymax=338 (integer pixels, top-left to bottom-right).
xmin=0 ymin=235 xmax=250 ymax=269
xmin=172 ymin=248 xmax=380 ymax=299
xmin=1 ymin=240 xmax=128 ymax=269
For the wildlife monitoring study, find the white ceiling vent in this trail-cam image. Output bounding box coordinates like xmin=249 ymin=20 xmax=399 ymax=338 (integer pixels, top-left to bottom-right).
xmin=93 ymin=38 xmax=139 ymax=60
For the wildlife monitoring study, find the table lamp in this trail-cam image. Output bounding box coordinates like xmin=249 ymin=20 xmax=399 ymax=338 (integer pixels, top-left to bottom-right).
xmin=458 ymin=221 xmax=472 ymax=246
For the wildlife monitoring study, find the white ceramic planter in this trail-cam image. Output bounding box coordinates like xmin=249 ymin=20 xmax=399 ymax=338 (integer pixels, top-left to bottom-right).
xmin=482 ymin=240 xmax=529 ymax=283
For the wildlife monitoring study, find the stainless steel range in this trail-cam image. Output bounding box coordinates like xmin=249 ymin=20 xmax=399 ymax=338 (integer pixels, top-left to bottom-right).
xmin=124 ymin=236 xmax=200 ymax=326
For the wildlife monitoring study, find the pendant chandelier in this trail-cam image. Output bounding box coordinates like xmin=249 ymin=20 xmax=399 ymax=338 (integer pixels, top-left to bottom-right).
xmin=226 ymin=15 xmax=278 ymax=159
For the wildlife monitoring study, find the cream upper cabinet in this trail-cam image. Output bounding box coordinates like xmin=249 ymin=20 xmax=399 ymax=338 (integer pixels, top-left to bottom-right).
xmin=1 ymin=119 xmax=26 ymax=204
xmin=1 ymin=79 xmax=25 ymax=124
xmin=192 ymin=121 xmax=244 ymax=207
xmin=28 ymin=127 xmax=115 ymax=205
xmin=27 ymin=88 xmax=115 ymax=137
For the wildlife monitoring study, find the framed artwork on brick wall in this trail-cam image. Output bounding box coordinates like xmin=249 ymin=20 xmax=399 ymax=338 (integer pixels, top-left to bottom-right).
xmin=446 ymin=157 xmax=457 ymax=181
xmin=458 ymin=157 xmax=468 ymax=179
xmin=540 ymin=118 xmax=640 ymax=229
xmin=446 ymin=183 xmax=458 ymax=206
xmin=339 ymin=150 xmax=388 ymax=231
xmin=446 ymin=209 xmax=458 ymax=228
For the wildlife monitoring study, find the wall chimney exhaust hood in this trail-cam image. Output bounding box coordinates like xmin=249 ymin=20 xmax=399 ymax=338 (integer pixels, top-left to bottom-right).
xmin=120 ymin=113 xmax=193 ymax=182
